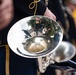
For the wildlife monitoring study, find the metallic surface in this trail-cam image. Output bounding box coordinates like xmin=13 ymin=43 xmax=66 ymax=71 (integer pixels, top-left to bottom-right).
xmin=7 ymin=15 xmax=63 ymax=58
xmin=7 ymin=15 xmax=64 ymax=73
xmin=7 ymin=16 xmax=76 ymax=73
xmin=50 ymin=41 xmax=76 ymax=63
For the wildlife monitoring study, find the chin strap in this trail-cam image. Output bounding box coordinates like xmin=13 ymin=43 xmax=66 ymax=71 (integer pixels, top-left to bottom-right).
xmin=29 ymin=0 xmax=40 ymax=15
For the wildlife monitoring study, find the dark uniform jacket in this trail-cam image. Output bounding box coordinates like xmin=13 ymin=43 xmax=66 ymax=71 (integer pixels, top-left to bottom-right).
xmin=0 ymin=0 xmax=46 ymax=75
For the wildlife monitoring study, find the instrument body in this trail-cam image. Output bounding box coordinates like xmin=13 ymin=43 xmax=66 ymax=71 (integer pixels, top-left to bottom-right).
xmin=7 ymin=15 xmax=76 ymax=73
xmin=7 ymin=15 xmax=63 ymax=58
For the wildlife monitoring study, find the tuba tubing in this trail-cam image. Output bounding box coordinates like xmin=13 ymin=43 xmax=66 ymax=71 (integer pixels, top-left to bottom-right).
xmin=37 ymin=41 xmax=76 ymax=73
xmin=48 ymin=41 xmax=76 ymax=71
xmin=54 ymin=60 xmax=76 ymax=69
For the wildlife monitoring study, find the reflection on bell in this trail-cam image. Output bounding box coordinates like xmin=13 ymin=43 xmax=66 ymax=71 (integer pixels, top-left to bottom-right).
xmin=54 ymin=45 xmax=66 ymax=62
xmin=7 ymin=15 xmax=63 ymax=58
xmin=22 ymin=36 xmax=51 ymax=53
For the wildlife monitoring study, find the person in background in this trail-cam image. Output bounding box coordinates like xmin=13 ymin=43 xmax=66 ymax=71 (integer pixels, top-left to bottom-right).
xmin=62 ymin=0 xmax=76 ymax=47
xmin=0 ymin=0 xmax=56 ymax=75
xmin=63 ymin=0 xmax=76 ymax=27
xmin=0 ymin=0 xmax=14 ymax=30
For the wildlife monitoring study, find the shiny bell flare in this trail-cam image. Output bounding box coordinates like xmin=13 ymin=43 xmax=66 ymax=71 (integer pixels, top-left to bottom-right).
xmin=7 ymin=15 xmax=63 ymax=58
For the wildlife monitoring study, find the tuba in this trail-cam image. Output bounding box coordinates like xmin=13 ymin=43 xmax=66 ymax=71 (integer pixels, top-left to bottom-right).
xmin=7 ymin=15 xmax=76 ymax=73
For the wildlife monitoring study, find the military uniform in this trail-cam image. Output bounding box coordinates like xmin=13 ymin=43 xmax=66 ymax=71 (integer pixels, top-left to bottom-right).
xmin=0 ymin=0 xmax=47 ymax=75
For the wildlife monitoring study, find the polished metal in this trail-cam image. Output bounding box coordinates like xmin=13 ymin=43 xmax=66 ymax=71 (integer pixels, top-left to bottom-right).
xmin=50 ymin=41 xmax=76 ymax=63
xmin=7 ymin=15 xmax=63 ymax=58
xmin=7 ymin=15 xmax=76 ymax=73
xmin=37 ymin=41 xmax=76 ymax=72
xmin=23 ymin=36 xmax=51 ymax=53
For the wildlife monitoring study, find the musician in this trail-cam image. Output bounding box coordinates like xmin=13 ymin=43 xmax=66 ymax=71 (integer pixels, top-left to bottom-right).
xmin=0 ymin=0 xmax=56 ymax=75
xmin=41 ymin=0 xmax=76 ymax=75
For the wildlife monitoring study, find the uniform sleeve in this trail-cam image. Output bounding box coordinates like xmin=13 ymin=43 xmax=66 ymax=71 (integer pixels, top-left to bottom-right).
xmin=13 ymin=0 xmax=46 ymax=16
